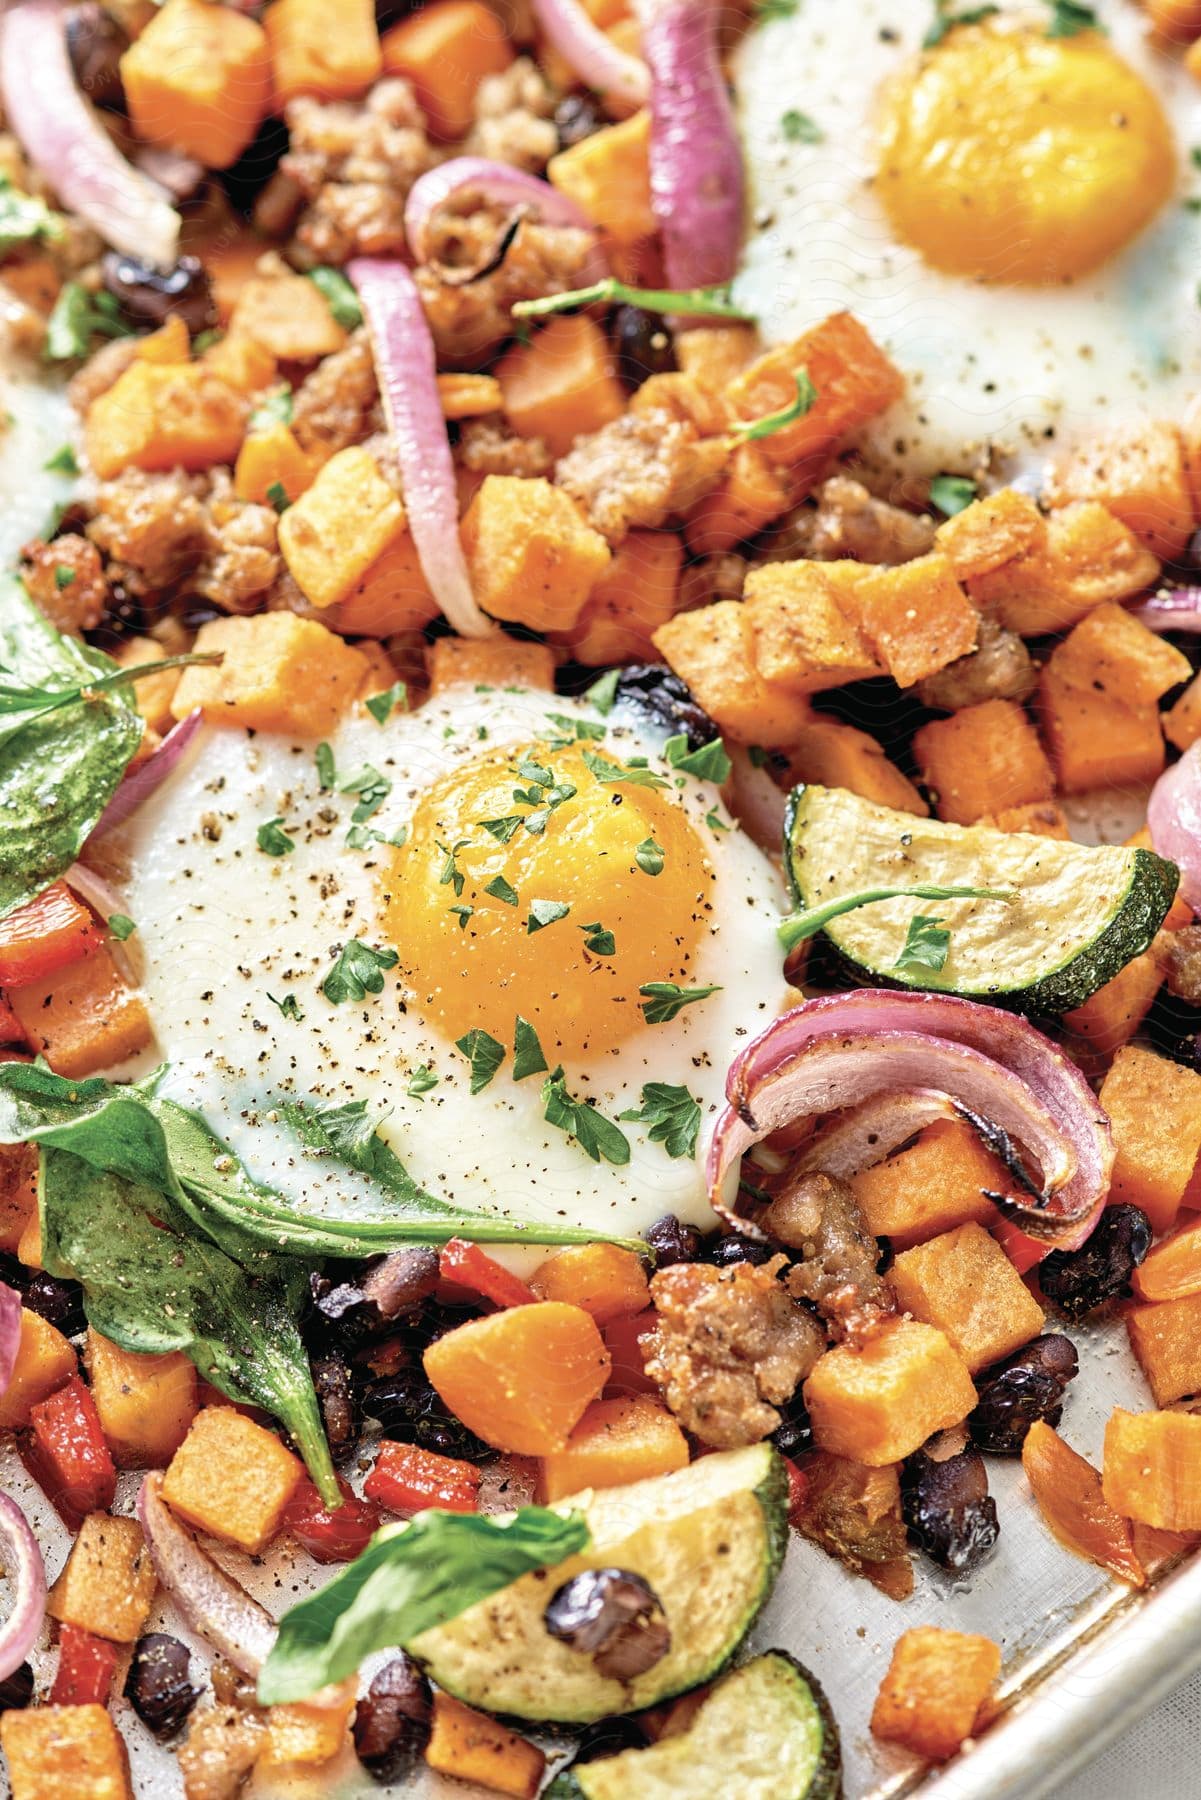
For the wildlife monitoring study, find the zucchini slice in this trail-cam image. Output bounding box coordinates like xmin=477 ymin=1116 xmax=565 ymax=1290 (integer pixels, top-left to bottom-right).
xmin=404 ymin=1444 xmax=788 ymax=1724
xmin=784 ymin=785 xmax=1178 ymax=1013
xmin=549 ymin=1652 xmax=842 ymax=1800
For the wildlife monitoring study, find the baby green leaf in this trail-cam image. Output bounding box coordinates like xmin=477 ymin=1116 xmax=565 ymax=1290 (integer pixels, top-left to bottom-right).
xmin=664 ymin=734 xmax=733 ymax=784
xmin=634 ymin=837 xmax=665 ymax=877
xmin=928 ymin=473 xmax=978 ymax=517
xmin=582 ymin=749 xmax=669 ymax=791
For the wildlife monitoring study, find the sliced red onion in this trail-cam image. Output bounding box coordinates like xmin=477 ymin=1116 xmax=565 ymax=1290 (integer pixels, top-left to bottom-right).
xmin=1149 ymin=742 xmax=1201 ymax=916
xmin=90 ymin=710 xmax=203 ymax=842
xmin=710 ymin=991 xmax=1114 ymax=1247
xmin=406 ymin=156 xmax=600 ymax=263
xmin=348 ymin=258 xmax=490 ymax=639
xmin=137 ymin=1474 xmax=277 ymax=1678
xmin=531 ymin=0 xmax=648 ymax=106
xmin=2 ymin=0 xmax=180 ymax=270
xmin=1130 ymin=589 xmax=1201 ymax=635
xmin=636 ymin=0 xmax=744 ymax=290
xmin=0 ymin=1493 xmax=46 ymax=1683
xmin=0 ymin=1281 xmax=21 ymax=1404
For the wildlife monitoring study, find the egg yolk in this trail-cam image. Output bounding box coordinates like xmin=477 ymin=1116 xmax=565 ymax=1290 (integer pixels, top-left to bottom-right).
xmin=383 ymin=739 xmax=715 ymax=1060
xmin=875 ymin=23 xmax=1175 ymax=284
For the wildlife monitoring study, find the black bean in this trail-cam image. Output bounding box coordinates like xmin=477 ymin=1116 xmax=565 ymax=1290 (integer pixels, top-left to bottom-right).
xmin=611 ymin=663 xmax=719 ymax=752
xmin=1039 ymin=1206 xmax=1153 ymax=1320
xmin=218 ymin=115 xmax=291 ymax=217
xmin=125 ymin=1634 xmax=200 ymax=1741
xmin=353 ymin=1655 xmax=432 ymax=1784
xmin=544 ymin=1569 xmax=670 ymax=1680
xmin=311 ymin=1354 xmax=358 ymax=1458
xmin=901 ymin=1448 xmax=999 ymax=1574
xmin=361 ymin=1368 xmax=492 ymax=1461
xmin=707 ymin=1232 xmax=775 ymax=1268
xmin=554 ymin=93 xmax=604 ymax=151
xmin=969 ymin=1333 xmax=1079 ymax=1455
xmin=66 ymin=2 xmax=128 ymax=109
xmin=644 ymin=1214 xmax=702 ymax=1269
xmin=0 ymin=1663 xmax=34 ymax=1712
xmin=101 ymin=252 xmax=216 ymax=335
xmin=311 ymin=1249 xmax=439 ymax=1346
xmin=772 ymin=1389 xmax=814 ymax=1460
xmin=22 ymin=1270 xmax=86 ymax=1338
xmin=611 ymin=304 xmax=676 ymax=392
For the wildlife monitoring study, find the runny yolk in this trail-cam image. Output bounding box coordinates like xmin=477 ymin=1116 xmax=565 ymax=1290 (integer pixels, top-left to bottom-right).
xmin=381 ymin=739 xmax=715 ymax=1061
xmin=875 ymin=22 xmax=1176 ymax=285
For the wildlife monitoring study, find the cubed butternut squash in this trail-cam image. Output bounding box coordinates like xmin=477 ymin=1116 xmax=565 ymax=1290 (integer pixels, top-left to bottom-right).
xmin=849 ymin=1119 xmax=1005 ymax=1248
xmin=277 ymin=445 xmax=404 ymax=609
xmin=170 ymin=612 xmax=369 ymax=737
xmin=202 ymin=327 xmax=277 ymax=394
xmin=228 ymin=271 xmax=346 ymax=361
xmin=554 ymin=528 xmax=682 ymax=665
xmin=653 ymin=600 xmax=815 ymax=747
xmin=804 ymin=1317 xmax=977 ymax=1466
xmin=0 ymin=1307 xmax=76 ymax=1429
xmin=1049 ymin=601 xmax=1190 ymax=709
xmin=47 ymin=1513 xmax=157 ymax=1642
xmin=7 ymin=944 xmax=153 ymax=1078
xmin=497 ymin=314 xmax=625 ymax=459
xmin=890 ymin=1223 xmax=1045 ymax=1374
xmin=871 ymin=1627 xmax=1001 ymax=1763
xmin=381 ymin=0 xmax=512 ymax=140
xmin=912 ymin=699 xmax=1054 ymax=825
xmin=837 ymin=551 xmax=978 ymax=688
xmin=264 ymin=0 xmax=381 ymax=103
xmin=1039 ymin=661 xmax=1169 ymax=796
xmin=112 ymin=635 xmax=183 ymax=736
xmin=234 ymin=420 xmax=319 ymax=508
xmin=1133 ymin=1217 xmax=1201 ymax=1304
xmin=1103 ymin=1407 xmax=1201 ymax=1530
xmin=675 ymin=323 xmax=760 ymax=389
xmin=1063 ymin=945 xmax=1167 ymax=1075
xmin=423 ymin=1302 xmax=611 ymax=1455
xmin=0 ymin=1141 xmax=36 ymax=1255
xmin=85 ymin=362 xmax=246 ymax=481
xmin=547 ymin=110 xmax=655 ymax=244
xmin=1045 ymin=421 xmax=1194 ymax=560
xmin=427 ymin=634 xmax=556 ymax=693
xmin=85 ymin=1329 xmax=197 ymax=1468
xmin=0 ymin=1705 xmax=132 ymax=1800
xmin=1022 ymin=1420 xmax=1144 ymax=1584
xmin=935 ymin=487 xmax=1046 ymax=581
xmin=536 ymin=1393 xmax=689 ymax=1501
xmin=684 ymin=441 xmax=796 ymax=556
xmin=162 ymin=1406 xmax=303 ymax=1554
xmin=121 ymin=0 xmax=271 ymax=170
xmin=1099 ymin=1045 xmax=1201 ymax=1235
xmin=1126 ymin=1291 xmax=1201 ymax=1406
xmin=261 ymin=1680 xmax=357 ymax=1769
xmin=967 ymin=501 xmax=1160 ymax=636
xmin=326 ymin=532 xmax=439 ymax=638
xmin=743 ymin=561 xmax=882 ymax=694
xmin=726 ymin=311 xmax=904 ymax=474
xmin=783 ymin=718 xmax=925 ymax=814
xmin=134 ymin=315 xmax=191 ymax=366
xmin=531 ymin=1242 xmax=650 ymax=1323
xmin=425 ymin=1694 xmax=545 ymax=1799
xmin=460 ymin=474 xmax=611 ymax=631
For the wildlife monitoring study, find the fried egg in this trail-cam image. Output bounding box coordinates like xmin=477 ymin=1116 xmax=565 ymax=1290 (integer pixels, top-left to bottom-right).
xmin=734 ymin=0 xmax=1201 ymax=480
xmin=110 ymin=681 xmax=790 ymax=1251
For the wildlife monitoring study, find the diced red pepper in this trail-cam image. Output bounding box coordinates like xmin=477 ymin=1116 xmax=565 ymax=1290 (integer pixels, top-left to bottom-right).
xmin=0 ymin=990 xmax=25 ymax=1045
xmin=27 ymin=1374 xmax=117 ymax=1526
xmin=438 ymin=1238 xmax=537 ymax=1310
xmin=50 ymin=1622 xmax=121 ymax=1706
xmin=783 ymin=1456 xmax=809 ymax=1528
xmin=283 ymin=1476 xmax=382 ymax=1563
xmin=0 ymin=882 xmax=100 ymax=989
xmin=365 ymin=1440 xmax=481 ymax=1515
xmin=993 ymin=1218 xmax=1051 ymax=1277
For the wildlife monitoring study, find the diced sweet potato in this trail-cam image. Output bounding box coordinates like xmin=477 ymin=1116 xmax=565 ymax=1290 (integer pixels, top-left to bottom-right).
xmin=327 ymin=532 xmax=439 ymax=638
xmin=1045 ymin=421 xmax=1194 ymax=560
xmin=849 ymin=1120 xmax=1005 ymax=1248
xmin=427 ymin=634 xmax=556 ymax=693
xmin=838 ymin=551 xmax=978 ymax=688
xmin=112 ymin=636 xmax=183 ymax=735
xmin=437 ymin=372 xmax=503 ymax=419
xmin=134 ymin=316 xmax=191 ymax=366
xmin=968 ymin=501 xmax=1160 ymax=636
xmin=278 ymin=445 xmax=404 ymax=608
xmin=171 ymin=612 xmax=369 ymax=737
xmin=264 ymin=0 xmax=381 ymax=103
xmin=47 ymin=1513 xmax=158 ymax=1642
xmin=675 ymin=324 xmax=760 ymax=388
xmin=261 ymin=1680 xmax=356 ymax=1769
xmin=1100 ymin=1045 xmax=1201 ymax=1235
xmin=1126 ymin=1292 xmax=1201 ymax=1406
xmin=804 ymin=1317 xmax=977 ymax=1466
xmin=162 ymin=1406 xmax=303 ymax=1554
xmin=1063 ymin=945 xmax=1167 ymax=1075
xmin=85 ymin=362 xmax=246 ymax=481
xmin=629 ymin=371 xmax=728 ymax=436
xmin=381 ymin=0 xmax=512 ymax=140
xmin=425 ymin=1694 xmax=545 ymax=1799
xmin=743 ymin=561 xmax=882 ymax=694
xmin=0 ymin=1142 xmax=36 ymax=1255
xmin=0 ymin=1308 xmax=76 ymax=1429
xmin=228 ymin=271 xmax=345 ymax=361
xmin=871 ymin=1627 xmax=1000 ymax=1763
xmin=234 ymin=420 xmax=319 ymax=508
xmin=1133 ymin=1218 xmax=1201 ymax=1304
xmin=547 ymin=110 xmax=655 ymax=243
xmin=423 ymin=1302 xmax=611 ymax=1455
xmin=0 ymin=1705 xmax=132 ymax=1800
xmin=8 ymin=944 xmax=152 ymax=1078
xmin=783 ymin=718 xmax=925 ymax=814
xmin=977 ymin=801 xmax=1071 ymax=839
xmin=685 ymin=441 xmax=796 ymax=556
xmin=16 ymin=1209 xmax=41 ymax=1270
xmin=935 ymin=487 xmax=1046 ymax=581
xmin=726 ymin=311 xmax=904 ymax=476
xmin=890 ymin=1223 xmax=1045 ymax=1375
xmin=531 ymin=1243 xmax=650 ymax=1323
xmin=85 ymin=1330 xmax=197 ymax=1468
xmin=653 ymin=601 xmax=815 ymax=747
xmin=601 ymin=1306 xmax=659 ymax=1396
xmin=554 ymin=528 xmax=682 ymax=665
xmin=1039 ymin=660 xmax=1167 ymax=794
xmin=202 ymin=326 xmax=277 ymax=393
xmin=1057 ymin=603 xmax=1191 ymax=714
xmin=913 ymin=699 xmax=1053 ymax=825
xmin=1103 ymin=1407 xmax=1201 ymax=1530
xmin=121 ymin=0 xmax=271 ymax=169
xmin=536 ymin=1393 xmax=689 ymax=1501
xmin=497 ymin=313 xmax=625 ymax=458
xmin=460 ymin=474 xmax=610 ymax=631
xmin=1021 ymin=1420 xmax=1144 ymax=1583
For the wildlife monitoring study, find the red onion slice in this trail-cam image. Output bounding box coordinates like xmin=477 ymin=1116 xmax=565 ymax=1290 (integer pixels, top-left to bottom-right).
xmin=348 ymin=258 xmax=491 ymax=640
xmin=137 ymin=1474 xmax=278 ymax=1677
xmin=406 ymin=156 xmax=601 ymax=264
xmin=1130 ymin=589 xmax=1201 ymax=635
xmin=1149 ymin=742 xmax=1201 ymax=916
xmin=90 ymin=710 xmax=203 ymax=842
xmin=0 ymin=1280 xmax=21 ymax=1403
xmin=2 ymin=0 xmax=180 ymax=270
xmin=710 ymin=991 xmax=1113 ymax=1247
xmin=531 ymin=0 xmax=648 ymax=106
xmin=636 ymin=0 xmax=744 ymax=290
xmin=0 ymin=1493 xmax=46 ymax=1682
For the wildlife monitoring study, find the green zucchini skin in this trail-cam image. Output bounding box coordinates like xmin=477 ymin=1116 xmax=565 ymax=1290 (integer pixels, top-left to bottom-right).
xmin=783 ymin=784 xmax=1179 ymax=1015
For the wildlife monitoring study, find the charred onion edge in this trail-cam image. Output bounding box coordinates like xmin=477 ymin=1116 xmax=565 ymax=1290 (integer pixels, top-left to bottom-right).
xmin=0 ymin=1491 xmax=46 ymax=1683
xmin=1149 ymin=739 xmax=1201 ymax=917
xmin=137 ymin=1473 xmax=278 ymax=1679
xmin=404 ymin=158 xmax=603 ymax=268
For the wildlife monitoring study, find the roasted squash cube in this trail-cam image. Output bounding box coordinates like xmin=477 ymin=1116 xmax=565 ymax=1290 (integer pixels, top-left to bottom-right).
xmin=0 ymin=1142 xmax=36 ymax=1255
xmin=784 ymin=718 xmax=925 ymax=815
xmin=726 ymin=311 xmax=904 ymax=474
xmin=839 ymin=552 xmax=978 ymax=689
xmin=327 ymin=531 xmax=439 ymax=639
xmin=1048 ymin=601 xmax=1190 ymax=709
xmin=234 ymin=420 xmax=319 ymax=509
xmin=85 ymin=363 xmax=246 ymax=481
xmin=47 ymin=1512 xmax=157 ymax=1643
xmin=1045 ymin=421 xmax=1194 ymax=560
xmin=1100 ymin=1045 xmax=1201 ymax=1235
xmin=228 ymin=271 xmax=346 ymax=361
xmin=536 ymin=1394 xmax=689 ymax=1502
xmin=1040 ymin=662 xmax=1167 ymax=794
xmin=935 ymin=487 xmax=1046 ymax=581
xmin=654 ymin=601 xmax=815 ymax=747
xmin=1103 ymin=1407 xmax=1201 ymax=1531
xmin=7 ymin=943 xmax=152 ymax=1079
xmin=1127 ymin=1292 xmax=1201 ymax=1407
xmin=968 ymin=501 xmax=1160 ymax=636
xmin=121 ymin=0 xmax=271 ymax=169
xmin=278 ymin=445 xmax=404 ymax=609
xmin=0 ymin=1705 xmax=132 ymax=1800
xmin=849 ymin=1120 xmax=1004 ymax=1248
xmin=685 ymin=441 xmax=795 ymax=556
xmin=162 ymin=1407 xmax=303 ymax=1553
xmin=460 ymin=475 xmax=611 ymax=632
xmin=871 ymin=1627 xmax=1001 ymax=1763
xmin=202 ymin=328 xmax=276 ymax=394
xmin=261 ymin=1680 xmax=356 ymax=1769
xmin=804 ymin=1318 xmax=977 ymax=1466
xmin=531 ymin=1243 xmax=650 ymax=1324
xmin=171 ymin=612 xmax=369 ymax=738
xmin=1063 ymin=945 xmax=1167 ymax=1076
xmin=85 ymin=1330 xmax=197 ymax=1468
xmin=0 ymin=1308 xmax=76 ymax=1429
xmin=675 ymin=324 xmax=760 ymax=388
xmin=427 ymin=635 xmax=556 ymax=693
xmin=423 ymin=1302 xmax=611 ymax=1456
xmin=913 ymin=697 xmax=1053 ymax=825
xmin=497 ymin=314 xmax=625 ymax=459
xmin=555 ymin=529 xmax=682 ymax=666
xmin=381 ymin=0 xmax=512 ymax=140
xmin=265 ymin=0 xmax=381 ymax=103
xmin=547 ymin=111 xmax=655 ymax=244
xmin=890 ymin=1223 xmax=1045 ymax=1374
xmin=743 ymin=561 xmax=882 ymax=694
xmin=425 ymin=1693 xmax=545 ymax=1799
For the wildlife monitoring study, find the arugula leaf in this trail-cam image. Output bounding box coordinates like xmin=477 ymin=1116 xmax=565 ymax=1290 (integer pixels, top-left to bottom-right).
xmin=582 ymin=749 xmax=669 ymax=791
xmin=584 ymin=668 xmax=621 ymax=715
xmin=512 ymin=1016 xmax=548 ymax=1081
xmin=512 ymin=278 xmax=755 ymax=324
xmin=895 ymin=913 xmax=952 ymax=974
xmin=730 ymin=370 xmax=817 ymax=444
xmin=0 ymin=176 xmax=63 ymax=254
xmin=366 ymin=681 xmax=408 ymax=725
xmin=639 ymin=982 xmax=722 ymax=1024
xmin=780 ymin=110 xmax=823 ymax=144
xmin=44 ymin=282 xmax=134 ymax=360
xmin=456 ymin=1029 xmax=506 ymax=1094
xmin=619 ymin=1082 xmax=702 ymax=1159
xmin=928 ymin=473 xmax=978 ymax=517
xmin=107 ymin=914 xmax=136 ymax=941
xmin=268 ymin=992 xmax=304 ymax=1022
xmin=634 ymin=837 xmax=664 ymax=877
xmin=664 ymin=735 xmax=732 ymax=783
xmin=248 ymin=385 xmax=293 ymax=431
xmin=406 ymin=1065 xmax=438 ymax=1098
xmin=527 ymin=898 xmax=570 ymax=933
xmin=542 ymin=1069 xmax=630 ymax=1165
xmin=322 ymin=940 xmax=399 ymax=1003
xmin=777 ymin=883 xmax=1013 ymax=953
xmin=484 ymin=874 xmax=519 ymax=906
xmin=257 ymin=817 xmax=295 ymax=857
xmin=579 ymin=920 xmax=616 ymax=957
xmin=258 ymin=1507 xmax=589 ymax=1703
xmin=307 ymin=266 xmax=364 ymax=329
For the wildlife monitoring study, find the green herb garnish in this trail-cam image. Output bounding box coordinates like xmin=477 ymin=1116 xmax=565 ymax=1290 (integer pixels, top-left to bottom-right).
xmin=584 ymin=668 xmax=621 ymax=715
xmin=268 ymin=992 xmax=304 ymax=1022
xmin=484 ymin=874 xmax=519 ymax=907
xmin=43 ymin=444 xmax=79 ymax=475
xmin=481 ymin=815 xmax=524 ymax=843
xmin=53 ymin=566 xmax=75 ymax=591
xmin=1046 ymin=0 xmax=1100 ymax=36
xmin=639 ymin=982 xmax=722 ymax=1024
xmin=44 ymin=283 xmax=135 ymax=360
xmin=513 ymin=278 xmax=755 ymax=324
xmin=257 ymin=817 xmax=295 ymax=857
xmin=107 ymin=913 xmax=136 ymax=941
xmin=635 ymin=837 xmax=665 ymax=877
xmin=730 ymin=370 xmax=817 ymax=444
xmin=582 ymin=749 xmax=669 ymax=791
xmin=406 ymin=1065 xmax=438 ymax=1098
xmin=619 ymin=1082 xmax=702 ymax=1159
xmin=664 ymin=734 xmax=733 ymax=783
xmin=338 ymin=763 xmax=391 ymax=823
xmin=437 ymin=838 xmax=469 ymax=897
xmin=777 ymin=883 xmax=1013 ymax=952
xmin=780 ymin=109 xmax=823 ymax=143
xmin=449 ymin=903 xmax=474 ymax=929
xmin=457 ymin=1028 xmax=506 ymax=1093
xmin=928 ymin=474 xmax=978 ymax=517
xmin=579 ymin=920 xmax=616 ymax=956
xmin=895 ymin=913 xmax=952 ymax=974
xmin=266 ymin=480 xmax=291 ymax=514
xmin=307 ymin=266 xmax=363 ymax=329
xmin=322 ymin=939 xmax=399 ymax=1003
xmin=513 ymin=1016 xmax=548 ymax=1081
xmin=923 ymin=1 xmax=999 ymax=47
xmin=527 ymin=899 xmax=571 ymax=933
xmin=545 ymin=711 xmax=606 ymax=743
xmin=248 ymin=385 xmax=293 ymax=432
xmin=542 ymin=1068 xmax=630 ymax=1165
xmin=0 ymin=176 xmax=63 ymax=254
xmin=315 ymin=742 xmax=336 ymax=788
xmin=366 ymin=681 xmax=408 ymax=725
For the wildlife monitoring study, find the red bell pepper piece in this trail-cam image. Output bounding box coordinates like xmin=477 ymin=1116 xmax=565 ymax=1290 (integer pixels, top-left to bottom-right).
xmin=438 ymin=1238 xmax=536 ymax=1310
xmin=50 ymin=1622 xmax=121 ymax=1706
xmin=365 ymin=1441 xmax=481 ymax=1515
xmin=782 ymin=1456 xmax=809 ymax=1528
xmin=283 ymin=1476 xmax=382 ymax=1563
xmin=0 ymin=882 xmax=100 ymax=989
xmin=993 ymin=1217 xmax=1051 ymax=1277
xmin=0 ymin=990 xmax=25 ymax=1046
xmin=28 ymin=1374 xmax=116 ymax=1526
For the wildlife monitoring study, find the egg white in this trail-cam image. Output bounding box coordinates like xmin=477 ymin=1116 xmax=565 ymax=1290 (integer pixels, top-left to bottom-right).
xmin=110 ymin=683 xmax=791 ymax=1252
xmin=734 ymin=0 xmax=1201 ymax=482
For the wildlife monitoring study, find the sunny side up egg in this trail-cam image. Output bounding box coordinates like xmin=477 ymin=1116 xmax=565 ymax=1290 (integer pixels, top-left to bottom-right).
xmin=109 ymin=681 xmax=791 ymax=1253
xmin=734 ymin=0 xmax=1201 ymax=482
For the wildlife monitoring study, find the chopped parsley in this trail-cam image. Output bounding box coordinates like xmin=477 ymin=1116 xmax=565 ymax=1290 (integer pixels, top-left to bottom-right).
xmin=780 ymin=110 xmax=823 ymax=144
xmin=43 ymin=444 xmax=79 ymax=475
xmin=481 ymin=815 xmax=524 ymax=844
xmin=584 ymin=668 xmax=621 ymax=715
xmin=484 ymin=874 xmax=519 ymax=907
xmin=366 ymin=681 xmax=408 ymax=725
xmin=582 ymin=749 xmax=669 ymax=791
xmin=513 ymin=278 xmax=755 ymax=325
xmin=527 ymin=898 xmax=571 ymax=933
xmin=456 ymin=1028 xmax=506 ymax=1094
xmin=449 ymin=903 xmax=474 ymax=929
xmin=635 ymin=837 xmax=665 ymax=877
xmin=437 ymin=839 xmax=470 ymax=897
xmin=266 ymin=480 xmax=292 ymax=514
xmin=0 ymin=176 xmax=63 ymax=255
xmin=731 ymin=369 xmax=817 ymax=444
xmin=322 ymin=940 xmax=399 ymax=1004
xmin=542 ymin=1068 xmax=630 ymax=1165
xmin=337 ymin=763 xmax=391 ymax=823
xmin=513 ymin=1016 xmax=549 ymax=1081
xmin=639 ymin=981 xmax=722 ymax=1024
xmin=619 ymin=1082 xmax=702 ymax=1160
xmin=706 ymin=809 xmax=731 ymax=833
xmin=755 ymin=0 xmax=799 ymax=20
xmin=346 ymin=823 xmax=407 ymax=851
xmin=923 ymin=2 xmax=999 ymax=47
xmin=107 ymin=913 xmax=136 ymax=942
xmin=545 ymin=711 xmax=606 ymax=744
xmin=307 ymin=266 xmax=363 ymax=329
xmin=315 ymin=742 xmax=336 ymax=788
xmin=664 ymin=734 xmax=733 ymax=783
xmin=928 ymin=474 xmax=978 ymax=518
xmin=45 ymin=282 xmax=134 ymax=361
xmin=579 ymin=920 xmax=616 ymax=956
xmin=1046 ymin=0 xmax=1100 ymax=36
xmin=407 ymin=1064 xmax=438 ymax=1098
xmin=268 ymin=992 xmax=304 ymax=1022
xmin=248 ymin=385 xmax=293 ymax=432
xmin=257 ymin=817 xmax=296 ymax=857
xmin=53 ymin=565 xmax=75 ymax=591
xmin=895 ymin=913 xmax=952 ymax=975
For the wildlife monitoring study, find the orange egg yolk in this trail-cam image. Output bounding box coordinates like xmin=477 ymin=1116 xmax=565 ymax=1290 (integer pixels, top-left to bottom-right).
xmin=875 ymin=23 xmax=1176 ymax=284
xmin=382 ymin=739 xmax=715 ymax=1060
